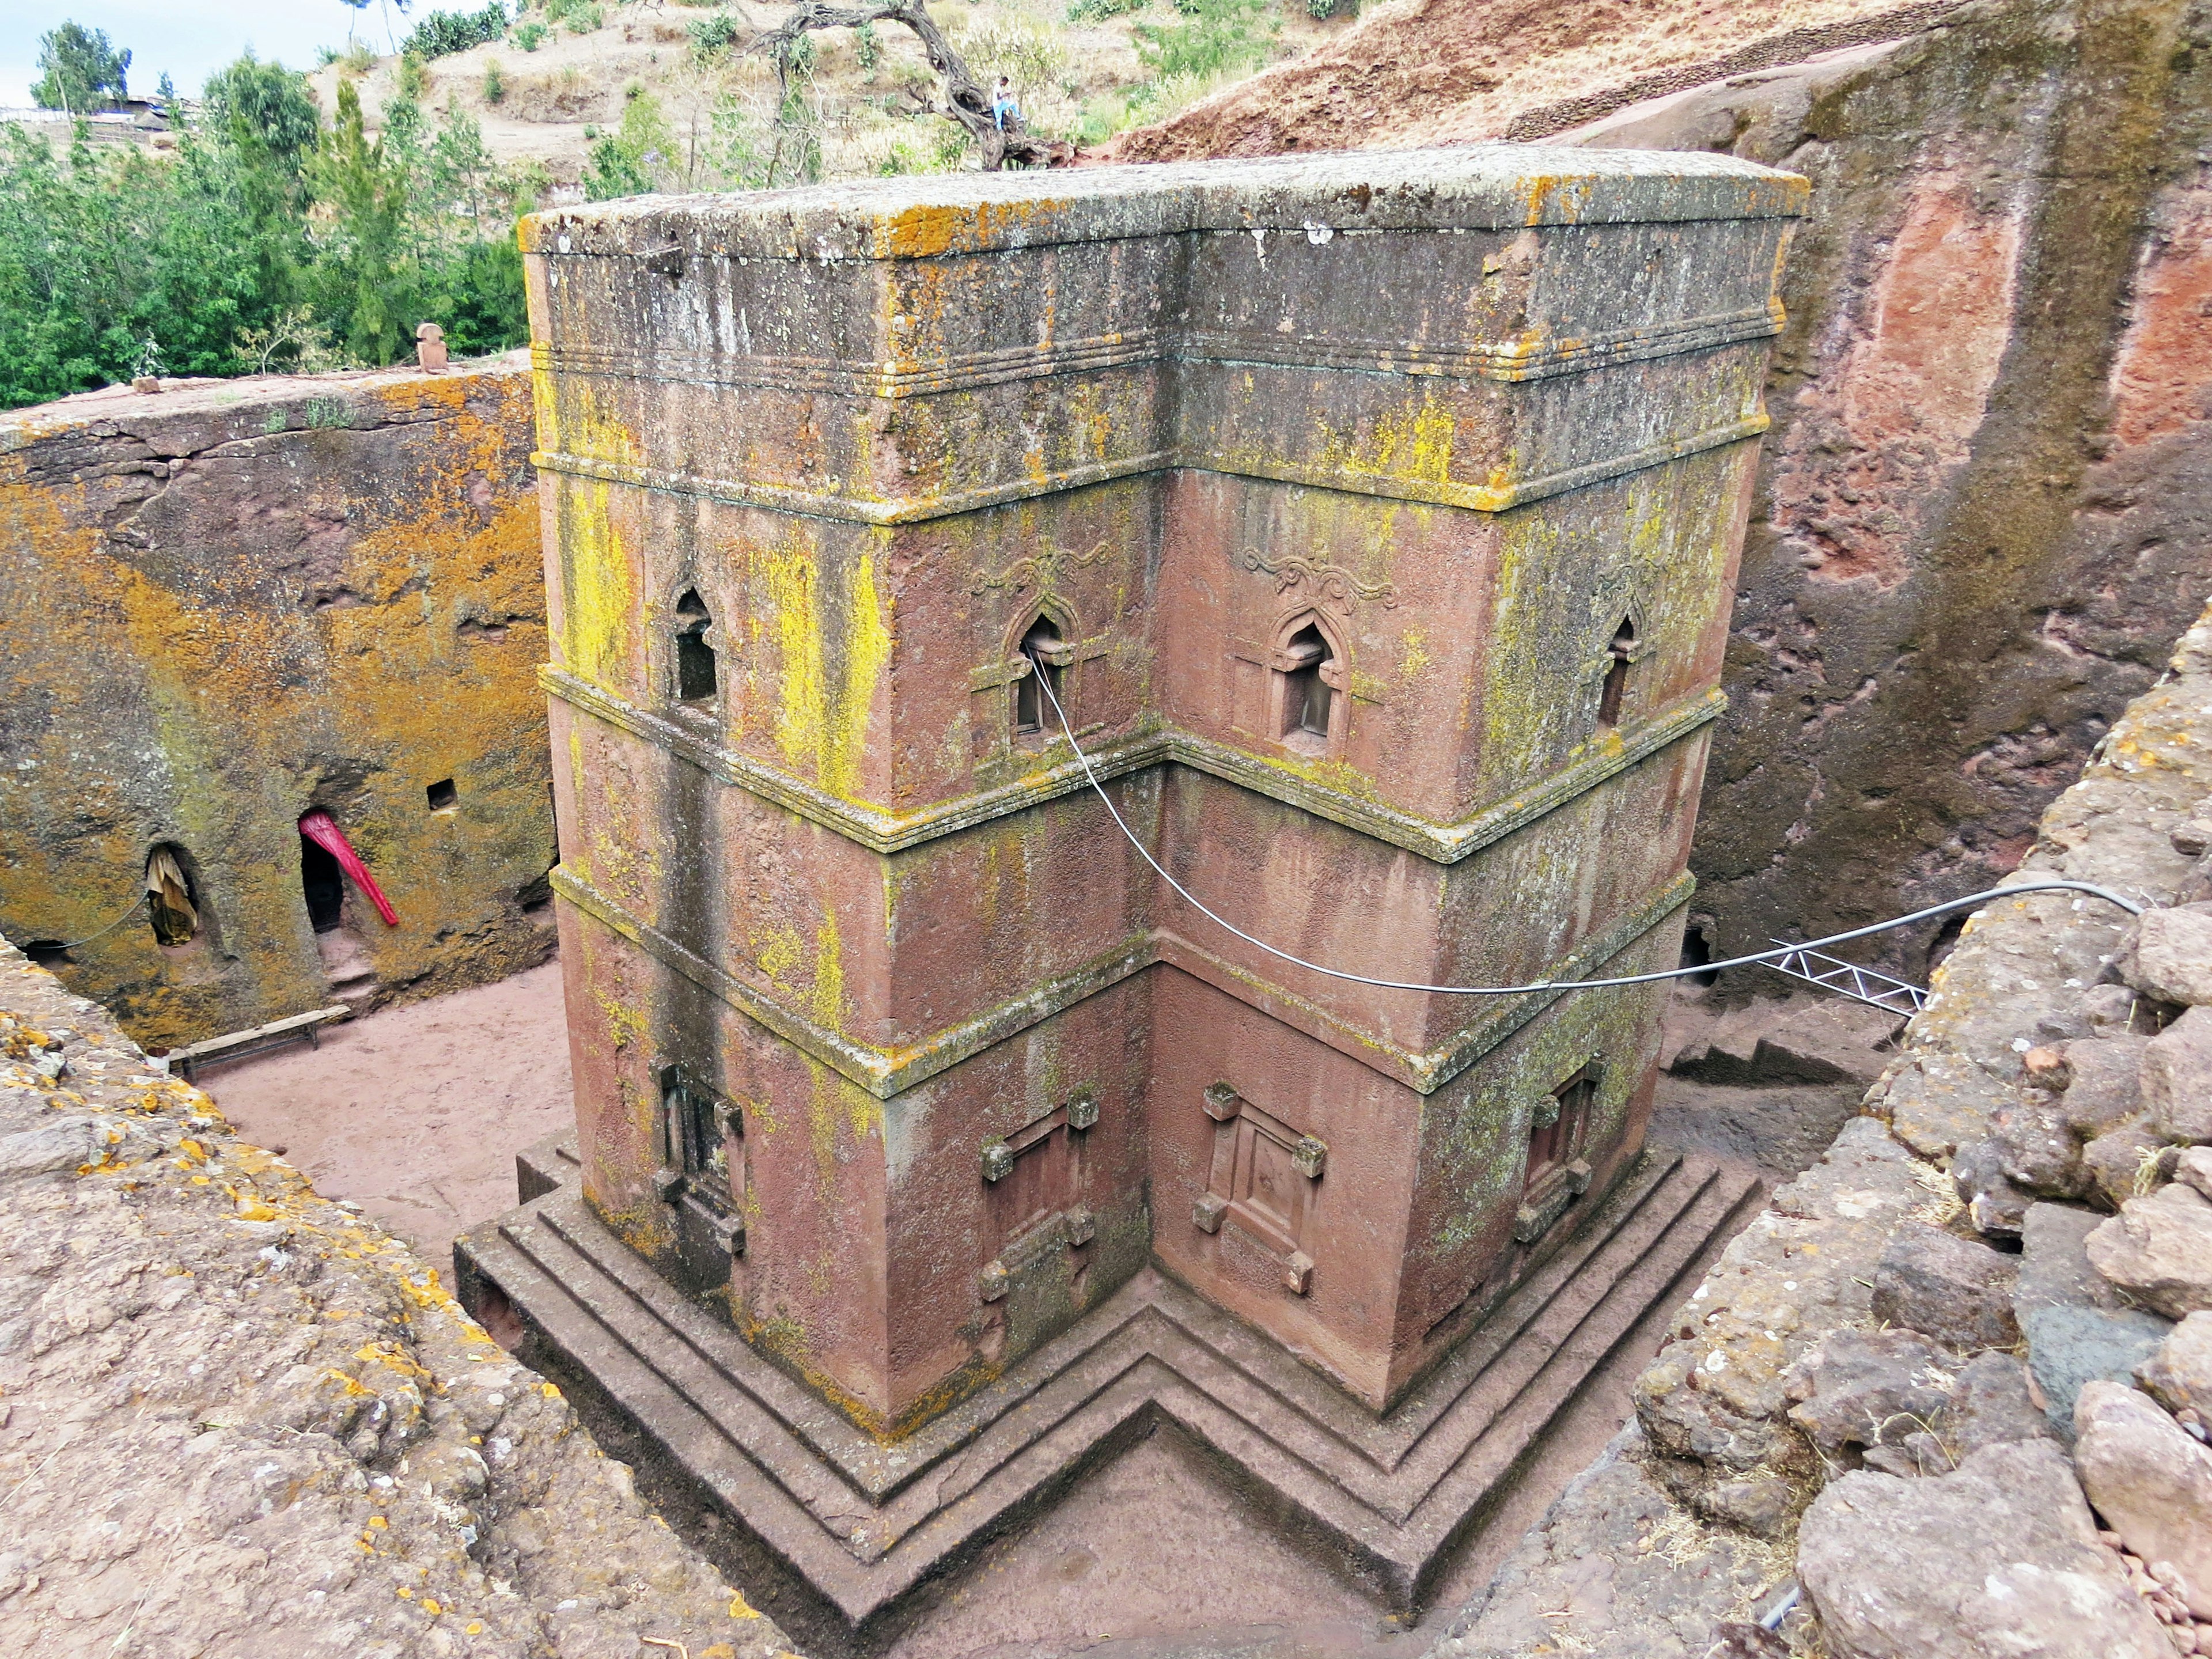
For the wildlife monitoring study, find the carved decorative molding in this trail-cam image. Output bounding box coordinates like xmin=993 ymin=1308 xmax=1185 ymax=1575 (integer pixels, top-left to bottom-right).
xmin=1240 ymin=548 xmax=1397 ymax=614
xmin=971 ymin=539 xmax=1113 ymax=600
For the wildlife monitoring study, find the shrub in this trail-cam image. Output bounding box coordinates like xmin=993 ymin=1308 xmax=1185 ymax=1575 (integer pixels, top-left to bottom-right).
xmin=512 ymin=19 xmax=548 ymax=50
xmin=403 ymin=3 xmax=509 ymax=60
xmin=482 ymin=59 xmax=506 ymax=102
xmin=855 ymin=21 xmax=881 ymax=70
xmin=1131 ymin=0 xmax=1277 ymax=81
xmin=952 ymin=17 xmax=1070 ymax=94
xmin=338 ymin=41 xmax=377 ymax=73
xmin=1067 ymin=0 xmax=1146 ymax=22
xmin=396 ymin=53 xmax=430 ymax=99
xmin=686 ymin=10 xmax=742 ymax=61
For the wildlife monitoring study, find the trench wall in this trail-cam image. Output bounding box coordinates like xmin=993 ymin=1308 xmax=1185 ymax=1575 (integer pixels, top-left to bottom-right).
xmin=0 ymin=357 xmax=556 ymax=1051
xmin=1433 ymin=597 xmax=2212 ymax=1654
xmin=1567 ymin=0 xmax=2212 ymax=975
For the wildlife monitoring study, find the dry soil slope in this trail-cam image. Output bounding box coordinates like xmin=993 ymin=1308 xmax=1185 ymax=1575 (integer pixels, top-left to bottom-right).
xmin=1105 ymin=0 xmax=1970 ymax=160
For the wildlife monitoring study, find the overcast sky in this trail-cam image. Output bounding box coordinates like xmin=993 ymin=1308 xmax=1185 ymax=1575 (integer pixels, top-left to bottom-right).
xmin=2 ymin=2 xmax=394 ymax=107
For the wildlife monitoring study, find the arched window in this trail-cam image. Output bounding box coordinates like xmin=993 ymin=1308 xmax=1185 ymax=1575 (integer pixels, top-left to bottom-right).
xmin=146 ymin=846 xmax=199 ymax=946
xmin=1598 ymin=617 xmax=1637 ymax=728
xmin=1014 ymin=615 xmax=1068 ymax=737
xmin=673 ymin=589 xmax=717 ymax=706
xmin=1281 ymin=623 xmax=1333 ymax=741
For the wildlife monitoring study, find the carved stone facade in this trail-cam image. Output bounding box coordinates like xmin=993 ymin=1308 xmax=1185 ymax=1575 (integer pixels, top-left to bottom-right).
xmin=461 ymin=150 xmax=1799 ymax=1629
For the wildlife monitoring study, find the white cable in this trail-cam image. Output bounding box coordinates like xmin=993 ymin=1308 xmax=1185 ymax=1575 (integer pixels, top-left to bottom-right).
xmin=1033 ymin=668 xmax=2146 ymax=996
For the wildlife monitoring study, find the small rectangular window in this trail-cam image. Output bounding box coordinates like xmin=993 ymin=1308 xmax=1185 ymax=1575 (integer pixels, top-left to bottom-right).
xmin=426 ymin=778 xmax=458 ymax=812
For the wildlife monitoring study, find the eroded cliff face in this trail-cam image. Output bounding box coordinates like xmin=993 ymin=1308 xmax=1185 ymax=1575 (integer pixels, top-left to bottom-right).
xmin=1118 ymin=0 xmax=2212 ymax=976
xmin=0 ymin=359 xmax=556 ymax=1050
xmin=1590 ymin=0 xmax=2212 ymax=971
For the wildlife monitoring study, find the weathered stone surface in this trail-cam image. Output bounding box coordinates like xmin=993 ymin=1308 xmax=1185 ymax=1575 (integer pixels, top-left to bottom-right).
xmin=1434 ymin=1425 xmax=1806 ymax=1659
xmin=1946 ymin=1350 xmax=2058 ymax=1457
xmin=1952 ymin=1136 xmax=2035 ymax=1237
xmin=1694 ymin=1474 xmax=1800 ymax=1539
xmin=2084 ymin=1124 xmax=2170 ymax=1212
xmin=1876 ymin=1052 xmax=2015 ymax=1160
xmin=1435 ymin=571 xmax=2212 ymax=1657
xmin=0 ymin=941 xmax=794 ymax=1657
xmin=2180 ymin=1145 xmax=2212 ymax=1198
xmin=2117 ymin=904 xmax=2212 ymax=1007
xmin=2018 ymin=1200 xmax=2129 ymax=1316
xmin=1636 ymin=1118 xmax=1927 ymax=1472
xmin=2061 ymin=1036 xmax=2152 ymax=1139
xmin=2088 ymin=1183 xmax=2212 ymax=1319
xmin=2072 ymin=1380 xmax=2212 ymax=1618
xmin=0 ymin=1116 xmax=98 ymax=1177
xmin=2025 ymin=1304 xmax=2175 ymax=1433
xmin=1870 ymin=1222 xmax=2020 ymax=1349
xmin=2146 ymin=1008 xmax=2212 ymax=1143
xmin=1994 ymin=1093 xmax=2090 ymax=1198
xmin=1787 ymin=1329 xmax=1952 ymax=1457
xmin=2138 ymin=1311 xmax=2212 ymax=1423
xmin=1798 ymin=1440 xmax=2172 ymax=1658
xmin=0 ymin=361 xmax=555 ymax=1049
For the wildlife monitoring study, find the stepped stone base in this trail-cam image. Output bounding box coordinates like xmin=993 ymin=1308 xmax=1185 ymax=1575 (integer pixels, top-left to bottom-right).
xmin=454 ymin=1151 xmax=1759 ymax=1643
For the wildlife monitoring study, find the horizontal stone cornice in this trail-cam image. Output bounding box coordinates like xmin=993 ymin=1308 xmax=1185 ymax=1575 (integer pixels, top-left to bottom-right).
xmin=551 ymin=863 xmax=1694 ymax=1099
xmin=532 ymin=418 xmax=1771 ymax=527
xmin=543 ymin=663 xmax=1724 ymax=864
xmin=527 ymin=301 xmax=1782 ymax=400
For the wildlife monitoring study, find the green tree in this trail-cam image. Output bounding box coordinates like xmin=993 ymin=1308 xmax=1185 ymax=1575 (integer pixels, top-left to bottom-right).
xmin=584 ymin=86 xmax=677 ymax=200
xmin=200 ymin=54 xmax=321 ymax=313
xmin=308 ymin=80 xmax=417 ymax=365
xmin=32 ymin=22 xmax=131 ymax=113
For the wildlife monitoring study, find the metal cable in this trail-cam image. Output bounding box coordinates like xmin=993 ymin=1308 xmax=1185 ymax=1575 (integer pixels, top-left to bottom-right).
xmin=1033 ymin=669 xmax=2146 ymax=995
xmin=43 ymin=893 xmax=149 ymax=953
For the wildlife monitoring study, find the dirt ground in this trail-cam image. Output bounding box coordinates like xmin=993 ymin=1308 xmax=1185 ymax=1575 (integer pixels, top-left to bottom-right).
xmin=196 ymin=958 xmax=574 ymax=1266
xmin=176 ymin=955 xmax=1850 ymax=1657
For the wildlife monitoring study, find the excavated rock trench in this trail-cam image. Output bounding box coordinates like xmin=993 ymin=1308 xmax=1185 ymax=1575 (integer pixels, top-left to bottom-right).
xmin=0 ymin=942 xmax=1877 ymax=1659
xmin=2 ymin=638 xmax=2205 ymax=1659
xmin=9 ymin=597 xmax=2206 ymax=1657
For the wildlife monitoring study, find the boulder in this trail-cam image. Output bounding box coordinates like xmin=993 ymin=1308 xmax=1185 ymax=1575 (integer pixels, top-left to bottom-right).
xmin=1945 ymin=1350 xmax=2058 ymax=1457
xmin=1798 ymin=1439 xmax=2171 ymax=1658
xmin=2058 ymin=1036 xmax=2151 ymax=1139
xmin=2082 ymin=1124 xmax=2168 ymax=1213
xmin=1870 ymin=1223 xmax=2020 ymax=1349
xmin=1881 ymin=1054 xmax=2017 ymax=1161
xmin=2025 ymin=1304 xmax=2175 ymax=1433
xmin=2137 ymin=1312 xmax=2212 ymax=1425
xmin=2086 ymin=1181 xmax=2212 ymax=1319
xmin=2117 ymin=903 xmax=2212 ymax=1007
xmin=2142 ymin=1005 xmax=2212 ymax=1143
xmin=2178 ymin=1145 xmax=2212 ymax=1200
xmin=2072 ymin=1380 xmax=2212 ymax=1618
xmin=1953 ymin=1137 xmax=2033 ymax=1237
xmin=1992 ymin=1094 xmax=2089 ymax=1198
xmin=2017 ymin=1201 xmax=2128 ymax=1317
xmin=2083 ymin=983 xmax=2154 ymax=1036
xmin=1692 ymin=1472 xmax=1800 ymax=1539
xmin=1787 ymin=1330 xmax=1952 ymax=1458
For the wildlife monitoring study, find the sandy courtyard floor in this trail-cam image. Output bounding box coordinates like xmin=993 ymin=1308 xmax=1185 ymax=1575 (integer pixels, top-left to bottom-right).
xmin=195 ymin=958 xmax=573 ymax=1266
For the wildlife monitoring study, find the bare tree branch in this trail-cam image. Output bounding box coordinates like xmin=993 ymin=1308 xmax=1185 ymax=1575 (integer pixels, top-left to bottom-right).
xmin=751 ymin=0 xmax=1074 ymax=171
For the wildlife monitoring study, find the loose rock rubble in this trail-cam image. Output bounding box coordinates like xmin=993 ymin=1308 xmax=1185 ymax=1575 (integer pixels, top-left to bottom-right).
xmin=1434 ymin=605 xmax=2212 ymax=1658
xmin=0 ymin=939 xmax=801 ymax=1659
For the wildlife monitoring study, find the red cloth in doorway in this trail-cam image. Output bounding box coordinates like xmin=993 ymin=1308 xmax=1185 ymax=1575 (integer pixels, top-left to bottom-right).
xmin=298 ymin=809 xmax=399 ymax=927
